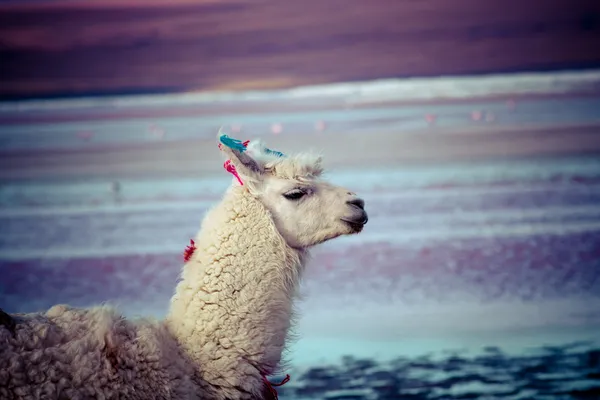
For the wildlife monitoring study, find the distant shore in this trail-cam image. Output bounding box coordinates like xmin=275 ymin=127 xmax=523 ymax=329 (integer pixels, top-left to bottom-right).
xmin=2 ymin=0 xmax=599 ymax=100
xmin=2 ymin=70 xmax=600 ymax=124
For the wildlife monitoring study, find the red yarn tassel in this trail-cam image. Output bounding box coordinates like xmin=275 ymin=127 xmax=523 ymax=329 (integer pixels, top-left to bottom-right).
xmin=219 ymin=139 xmax=249 ymax=185
xmin=224 ymin=160 xmax=244 ymax=186
xmin=183 ymin=239 xmax=196 ymax=262
xmin=262 ymin=374 xmax=290 ymax=400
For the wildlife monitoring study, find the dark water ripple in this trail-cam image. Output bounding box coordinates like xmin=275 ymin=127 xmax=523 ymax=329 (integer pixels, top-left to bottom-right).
xmin=277 ymin=342 xmax=600 ymax=400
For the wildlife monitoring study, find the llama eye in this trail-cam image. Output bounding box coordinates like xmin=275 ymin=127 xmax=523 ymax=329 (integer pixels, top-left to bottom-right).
xmin=283 ymin=189 xmax=306 ymax=200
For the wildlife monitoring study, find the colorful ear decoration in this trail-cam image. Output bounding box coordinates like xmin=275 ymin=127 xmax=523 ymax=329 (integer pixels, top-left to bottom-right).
xmin=224 ymin=160 xmax=244 ymax=186
xmin=183 ymin=239 xmax=196 ymax=262
xmin=264 ymin=147 xmax=285 ymax=158
xmin=245 ymin=139 xmax=285 ymax=158
xmin=218 ymin=134 xmax=248 ymax=185
xmin=218 ymin=133 xmax=285 ymax=186
xmin=218 ymin=134 xmax=248 ymax=153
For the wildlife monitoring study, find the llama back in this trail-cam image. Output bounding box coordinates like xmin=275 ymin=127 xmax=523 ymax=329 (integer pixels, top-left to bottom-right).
xmin=0 ymin=305 xmax=199 ymax=399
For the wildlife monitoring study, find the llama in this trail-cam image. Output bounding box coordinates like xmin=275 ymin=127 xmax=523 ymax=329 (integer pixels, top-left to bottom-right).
xmin=0 ymin=133 xmax=368 ymax=400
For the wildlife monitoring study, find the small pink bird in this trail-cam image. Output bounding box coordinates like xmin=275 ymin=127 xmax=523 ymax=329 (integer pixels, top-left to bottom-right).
xmin=271 ymin=123 xmax=283 ymax=135
xmin=148 ymin=123 xmax=165 ymax=139
xmin=471 ymin=110 xmax=483 ymax=122
xmin=424 ymin=114 xmax=437 ymax=126
xmin=315 ymin=120 xmax=326 ymax=132
xmin=76 ymin=131 xmax=94 ymax=141
xmin=154 ymin=128 xmax=165 ymax=139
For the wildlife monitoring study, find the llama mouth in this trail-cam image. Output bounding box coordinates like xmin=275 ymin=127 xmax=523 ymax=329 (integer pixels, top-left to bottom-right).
xmin=341 ymin=215 xmax=368 ymax=232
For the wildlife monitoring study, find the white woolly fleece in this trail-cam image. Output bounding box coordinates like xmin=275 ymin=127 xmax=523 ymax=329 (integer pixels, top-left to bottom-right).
xmin=0 ymin=189 xmax=305 ymax=400
xmin=167 ymin=186 xmax=306 ymax=399
xmin=0 ymin=305 xmax=199 ymax=399
xmin=0 ymin=136 xmax=362 ymax=400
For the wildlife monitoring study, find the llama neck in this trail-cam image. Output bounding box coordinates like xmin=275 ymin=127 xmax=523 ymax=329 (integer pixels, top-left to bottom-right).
xmin=166 ymin=187 xmax=305 ymax=398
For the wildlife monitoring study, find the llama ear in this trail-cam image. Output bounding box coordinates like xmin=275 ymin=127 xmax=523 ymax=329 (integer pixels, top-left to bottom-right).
xmin=217 ymin=132 xmax=263 ymax=181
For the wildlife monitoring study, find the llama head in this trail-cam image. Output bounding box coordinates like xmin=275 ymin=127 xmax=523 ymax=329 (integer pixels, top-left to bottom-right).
xmin=218 ymin=133 xmax=368 ymax=249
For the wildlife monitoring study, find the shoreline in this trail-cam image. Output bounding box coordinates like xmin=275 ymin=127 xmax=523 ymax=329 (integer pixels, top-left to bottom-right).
xmin=2 ymin=90 xmax=600 ymax=126
xmin=0 ymin=91 xmax=600 ymax=127
xmin=2 ymin=70 xmax=599 ymax=124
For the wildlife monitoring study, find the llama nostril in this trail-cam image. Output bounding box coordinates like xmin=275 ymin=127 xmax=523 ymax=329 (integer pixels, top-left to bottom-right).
xmin=347 ymin=198 xmax=365 ymax=210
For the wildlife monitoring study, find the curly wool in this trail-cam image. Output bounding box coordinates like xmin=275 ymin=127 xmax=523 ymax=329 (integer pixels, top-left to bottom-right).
xmin=0 ymin=135 xmax=365 ymax=400
xmin=167 ymin=187 xmax=305 ymax=397
xmin=0 ymin=188 xmax=297 ymax=400
xmin=0 ymin=305 xmax=200 ymax=400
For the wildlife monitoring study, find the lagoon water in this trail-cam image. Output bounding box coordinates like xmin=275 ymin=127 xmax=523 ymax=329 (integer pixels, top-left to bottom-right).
xmin=1 ymin=72 xmax=600 ymax=398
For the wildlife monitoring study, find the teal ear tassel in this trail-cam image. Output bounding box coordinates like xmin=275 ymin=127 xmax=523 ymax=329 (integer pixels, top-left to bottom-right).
xmin=218 ymin=132 xmax=285 ymax=157
xmin=265 ymin=147 xmax=285 ymax=158
xmin=219 ymin=134 xmax=247 ymax=153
